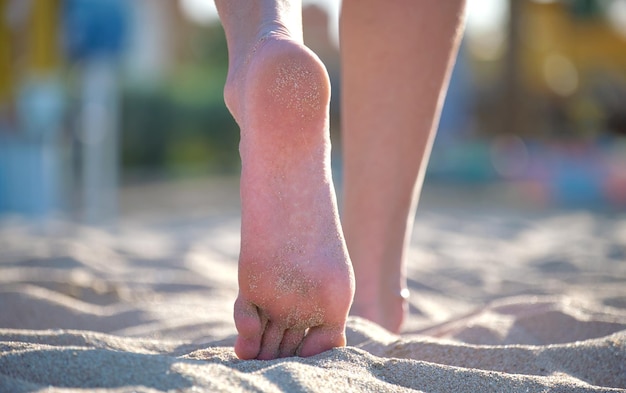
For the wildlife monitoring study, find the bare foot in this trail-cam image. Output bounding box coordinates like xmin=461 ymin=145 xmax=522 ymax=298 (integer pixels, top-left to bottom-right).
xmin=342 ymin=192 xmax=409 ymax=333
xmin=347 ymin=228 xmax=409 ymax=333
xmin=350 ymin=278 xmax=408 ymax=333
xmin=226 ymin=32 xmax=354 ymax=360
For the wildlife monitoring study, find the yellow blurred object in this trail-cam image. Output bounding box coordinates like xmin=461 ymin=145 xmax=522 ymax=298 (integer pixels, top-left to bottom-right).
xmin=521 ymin=1 xmax=626 ymax=96
xmin=0 ymin=0 xmax=12 ymax=105
xmin=29 ymin=0 xmax=61 ymax=74
xmin=0 ymin=0 xmax=61 ymax=108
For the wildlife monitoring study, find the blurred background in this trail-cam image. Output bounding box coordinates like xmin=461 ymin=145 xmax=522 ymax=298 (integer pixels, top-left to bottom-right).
xmin=0 ymin=0 xmax=625 ymax=223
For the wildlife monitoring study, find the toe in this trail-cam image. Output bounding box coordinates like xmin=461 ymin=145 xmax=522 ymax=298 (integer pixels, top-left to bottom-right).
xmin=278 ymin=328 xmax=305 ymax=358
xmin=257 ymin=321 xmax=284 ymax=360
xmin=233 ymin=297 xmax=264 ymax=360
xmin=298 ymin=325 xmax=346 ymax=357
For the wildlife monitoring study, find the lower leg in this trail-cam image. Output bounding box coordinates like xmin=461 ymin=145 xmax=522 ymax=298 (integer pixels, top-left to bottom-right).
xmin=340 ymin=0 xmax=466 ymax=332
xmin=215 ymin=0 xmax=354 ymax=360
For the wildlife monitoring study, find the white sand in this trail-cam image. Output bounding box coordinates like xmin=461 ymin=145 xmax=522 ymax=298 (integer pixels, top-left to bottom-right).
xmin=1 ymin=184 xmax=625 ymax=392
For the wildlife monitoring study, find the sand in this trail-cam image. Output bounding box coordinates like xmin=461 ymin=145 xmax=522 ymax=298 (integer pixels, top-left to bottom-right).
xmin=1 ymin=186 xmax=625 ymax=392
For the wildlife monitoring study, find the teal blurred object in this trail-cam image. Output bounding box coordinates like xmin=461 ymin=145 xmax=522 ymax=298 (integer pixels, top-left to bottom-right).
xmin=62 ymin=0 xmax=128 ymax=59
xmin=0 ymin=140 xmax=63 ymax=216
xmin=427 ymin=140 xmax=497 ymax=183
xmin=0 ymin=78 xmax=65 ymax=217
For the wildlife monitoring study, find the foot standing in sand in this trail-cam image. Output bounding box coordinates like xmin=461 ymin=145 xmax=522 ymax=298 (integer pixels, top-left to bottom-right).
xmin=214 ymin=0 xmax=465 ymax=360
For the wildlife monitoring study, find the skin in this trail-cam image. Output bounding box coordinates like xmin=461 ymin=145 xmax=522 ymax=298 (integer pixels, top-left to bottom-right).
xmin=214 ymin=0 xmax=466 ymax=359
xmin=341 ymin=0 xmax=466 ymax=333
xmin=215 ymin=0 xmax=354 ymax=360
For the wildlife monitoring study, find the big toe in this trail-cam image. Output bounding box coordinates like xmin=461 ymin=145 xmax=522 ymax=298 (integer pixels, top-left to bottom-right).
xmin=233 ymin=297 xmax=263 ymax=359
xmin=298 ymin=325 xmax=346 ymax=358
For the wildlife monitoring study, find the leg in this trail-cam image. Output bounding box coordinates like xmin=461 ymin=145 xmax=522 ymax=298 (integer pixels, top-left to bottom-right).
xmin=340 ymin=0 xmax=466 ymax=332
xmin=215 ymin=0 xmax=354 ymax=360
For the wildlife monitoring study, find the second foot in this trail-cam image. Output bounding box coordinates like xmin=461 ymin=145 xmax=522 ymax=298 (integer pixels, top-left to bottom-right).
xmin=350 ymin=287 xmax=409 ymax=333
